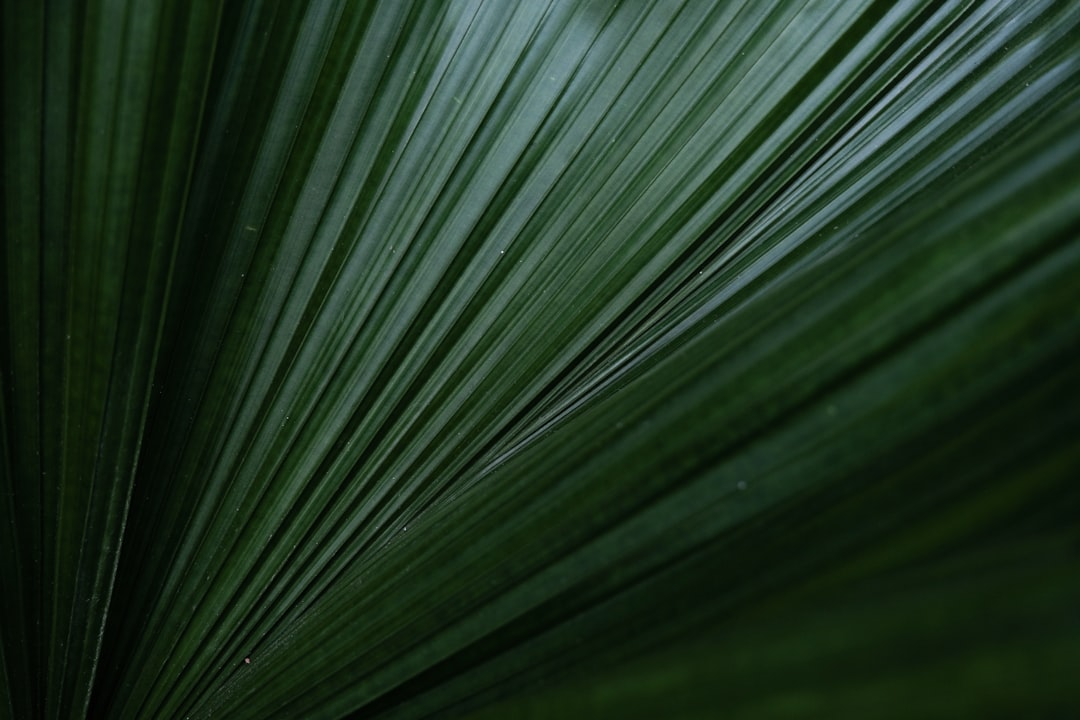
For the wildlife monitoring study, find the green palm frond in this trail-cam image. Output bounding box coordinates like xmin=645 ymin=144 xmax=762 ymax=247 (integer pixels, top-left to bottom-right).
xmin=2 ymin=1 xmax=1079 ymax=718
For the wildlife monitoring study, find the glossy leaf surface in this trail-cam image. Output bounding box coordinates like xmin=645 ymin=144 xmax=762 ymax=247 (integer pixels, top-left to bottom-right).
xmin=1 ymin=1 xmax=1078 ymax=718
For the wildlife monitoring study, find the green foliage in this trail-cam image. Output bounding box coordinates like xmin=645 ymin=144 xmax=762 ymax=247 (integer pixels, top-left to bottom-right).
xmin=2 ymin=1 xmax=1079 ymax=718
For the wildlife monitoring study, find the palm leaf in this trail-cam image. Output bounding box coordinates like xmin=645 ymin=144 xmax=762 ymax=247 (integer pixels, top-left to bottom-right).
xmin=2 ymin=1 xmax=1079 ymax=718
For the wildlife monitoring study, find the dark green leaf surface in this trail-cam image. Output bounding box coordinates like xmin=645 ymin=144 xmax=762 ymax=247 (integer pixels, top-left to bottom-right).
xmin=2 ymin=1 xmax=1079 ymax=718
